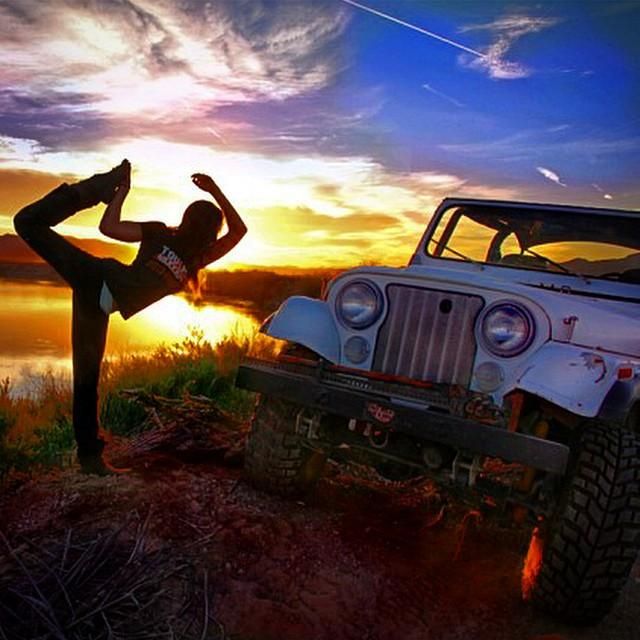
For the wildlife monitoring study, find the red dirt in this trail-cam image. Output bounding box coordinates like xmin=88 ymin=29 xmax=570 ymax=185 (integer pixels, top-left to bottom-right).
xmin=1 ymin=443 xmax=638 ymax=640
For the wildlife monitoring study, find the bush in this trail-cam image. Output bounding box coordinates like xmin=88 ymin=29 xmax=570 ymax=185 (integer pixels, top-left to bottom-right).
xmin=99 ymin=329 xmax=269 ymax=436
xmin=1 ymin=329 xmax=272 ymax=476
xmin=100 ymin=393 xmax=149 ymax=437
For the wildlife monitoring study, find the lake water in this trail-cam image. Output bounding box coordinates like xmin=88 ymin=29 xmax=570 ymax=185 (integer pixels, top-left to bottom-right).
xmin=0 ymin=280 xmax=259 ymax=393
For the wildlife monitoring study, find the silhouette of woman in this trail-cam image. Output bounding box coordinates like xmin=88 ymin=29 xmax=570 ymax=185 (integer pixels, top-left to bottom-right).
xmin=14 ymin=161 xmax=247 ymax=474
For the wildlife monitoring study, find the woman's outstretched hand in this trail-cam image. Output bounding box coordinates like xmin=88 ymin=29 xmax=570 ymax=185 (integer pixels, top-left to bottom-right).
xmin=99 ymin=159 xmax=141 ymax=243
xmin=191 ymin=173 xmax=216 ymax=193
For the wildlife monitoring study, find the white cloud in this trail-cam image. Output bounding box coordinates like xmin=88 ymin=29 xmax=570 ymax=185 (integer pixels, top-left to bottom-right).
xmin=2 ymin=130 xmax=514 ymax=225
xmin=0 ymin=135 xmax=42 ymax=162
xmin=0 ymin=0 xmax=348 ymax=123
xmin=537 ymin=166 xmax=566 ymax=187
xmin=458 ymin=15 xmax=560 ymax=80
xmin=592 ymin=183 xmax=613 ymax=200
xmin=459 ymin=47 xmax=529 ymax=80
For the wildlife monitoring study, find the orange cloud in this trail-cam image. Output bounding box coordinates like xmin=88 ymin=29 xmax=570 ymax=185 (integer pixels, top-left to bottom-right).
xmin=0 ymin=168 xmax=68 ymax=215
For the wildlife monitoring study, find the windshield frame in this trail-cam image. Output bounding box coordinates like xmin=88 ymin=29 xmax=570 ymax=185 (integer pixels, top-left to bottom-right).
xmin=420 ymin=199 xmax=640 ymax=282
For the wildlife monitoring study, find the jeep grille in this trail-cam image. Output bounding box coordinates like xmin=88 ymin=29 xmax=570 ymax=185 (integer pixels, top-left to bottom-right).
xmin=373 ymin=286 xmax=484 ymax=385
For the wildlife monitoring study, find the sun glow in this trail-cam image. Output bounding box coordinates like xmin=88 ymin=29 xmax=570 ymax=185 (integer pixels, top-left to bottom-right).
xmin=0 ymin=281 xmax=258 ymax=390
xmin=2 ymin=135 xmax=467 ymax=267
xmin=108 ymin=294 xmax=259 ymax=357
xmin=0 ymin=134 xmax=455 ymax=267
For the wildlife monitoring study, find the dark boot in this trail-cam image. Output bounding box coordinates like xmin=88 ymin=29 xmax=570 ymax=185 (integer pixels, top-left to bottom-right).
xmin=70 ymin=159 xmax=130 ymax=208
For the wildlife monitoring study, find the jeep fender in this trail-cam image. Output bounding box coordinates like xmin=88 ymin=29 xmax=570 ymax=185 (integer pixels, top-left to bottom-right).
xmin=261 ymin=296 xmax=340 ymax=363
xmin=598 ymin=378 xmax=640 ymax=425
xmin=505 ymin=342 xmax=624 ymax=418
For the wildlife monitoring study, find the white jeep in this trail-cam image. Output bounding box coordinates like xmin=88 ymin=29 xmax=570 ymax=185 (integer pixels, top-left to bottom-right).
xmin=236 ymin=197 xmax=640 ymax=624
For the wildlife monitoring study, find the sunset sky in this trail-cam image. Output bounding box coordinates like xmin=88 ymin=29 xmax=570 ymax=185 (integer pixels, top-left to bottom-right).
xmin=1 ymin=0 xmax=638 ymax=268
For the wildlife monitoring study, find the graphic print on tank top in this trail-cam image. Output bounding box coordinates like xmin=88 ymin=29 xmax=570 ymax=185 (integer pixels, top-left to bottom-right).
xmin=154 ymin=245 xmax=188 ymax=285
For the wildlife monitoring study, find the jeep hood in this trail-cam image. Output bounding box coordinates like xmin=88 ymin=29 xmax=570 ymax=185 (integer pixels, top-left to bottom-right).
xmin=550 ymin=298 xmax=640 ymax=357
xmin=332 ymin=264 xmax=640 ymax=358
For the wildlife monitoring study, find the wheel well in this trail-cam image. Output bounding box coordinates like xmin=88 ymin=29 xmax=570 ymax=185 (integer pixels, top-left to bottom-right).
xmin=279 ymin=342 xmax=322 ymax=362
xmin=625 ymin=401 xmax=640 ymax=434
xmin=511 ymin=392 xmax=579 ymax=441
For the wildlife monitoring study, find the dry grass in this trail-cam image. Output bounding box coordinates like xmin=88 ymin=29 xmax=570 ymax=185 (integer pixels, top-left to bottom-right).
xmin=0 ymin=371 xmax=70 ymax=443
xmin=0 ymin=515 xmax=228 ymax=640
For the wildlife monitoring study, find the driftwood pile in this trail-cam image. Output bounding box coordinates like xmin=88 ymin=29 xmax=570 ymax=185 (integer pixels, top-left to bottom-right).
xmin=0 ymin=515 xmax=228 ymax=640
xmin=117 ymin=391 xmax=248 ymax=466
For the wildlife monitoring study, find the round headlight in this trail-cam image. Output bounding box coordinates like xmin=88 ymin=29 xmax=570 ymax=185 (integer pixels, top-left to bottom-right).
xmin=479 ymin=302 xmax=535 ymax=357
xmin=336 ymin=281 xmax=383 ymax=329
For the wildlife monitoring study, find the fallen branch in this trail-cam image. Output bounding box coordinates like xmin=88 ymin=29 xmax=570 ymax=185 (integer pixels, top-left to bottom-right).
xmin=116 ymin=390 xmax=247 ymax=465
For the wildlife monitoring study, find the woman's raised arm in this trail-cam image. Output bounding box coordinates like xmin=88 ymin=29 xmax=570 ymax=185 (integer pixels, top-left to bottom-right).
xmin=192 ymin=173 xmax=247 ymax=264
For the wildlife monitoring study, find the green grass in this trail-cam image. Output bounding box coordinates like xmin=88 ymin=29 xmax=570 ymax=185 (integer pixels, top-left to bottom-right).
xmin=0 ymin=329 xmax=276 ymax=477
xmin=0 ymin=377 xmax=31 ymax=477
xmin=30 ymin=415 xmax=75 ymax=467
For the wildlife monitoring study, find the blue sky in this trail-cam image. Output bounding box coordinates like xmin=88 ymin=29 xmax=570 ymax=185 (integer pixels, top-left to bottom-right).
xmin=0 ymin=0 xmax=638 ymax=266
xmin=339 ymin=1 xmax=639 ymax=198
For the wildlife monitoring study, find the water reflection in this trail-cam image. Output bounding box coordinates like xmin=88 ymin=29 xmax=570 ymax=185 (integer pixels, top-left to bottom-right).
xmin=0 ymin=280 xmax=259 ymax=386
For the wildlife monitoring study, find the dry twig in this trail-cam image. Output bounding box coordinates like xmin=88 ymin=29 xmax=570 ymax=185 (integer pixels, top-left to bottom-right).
xmin=0 ymin=519 xmax=228 ymax=640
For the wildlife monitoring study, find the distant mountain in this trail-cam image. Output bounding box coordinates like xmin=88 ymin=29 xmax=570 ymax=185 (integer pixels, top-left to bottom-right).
xmin=0 ymin=233 xmax=135 ymax=264
xmin=562 ymin=253 xmax=640 ymax=276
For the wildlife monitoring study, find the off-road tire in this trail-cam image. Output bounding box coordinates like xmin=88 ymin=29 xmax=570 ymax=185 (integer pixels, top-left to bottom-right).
xmin=523 ymin=423 xmax=640 ymax=624
xmin=244 ymin=395 xmax=326 ymax=497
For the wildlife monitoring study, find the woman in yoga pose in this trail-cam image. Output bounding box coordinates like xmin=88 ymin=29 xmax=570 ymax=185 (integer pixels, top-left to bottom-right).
xmin=14 ymin=161 xmax=247 ymax=474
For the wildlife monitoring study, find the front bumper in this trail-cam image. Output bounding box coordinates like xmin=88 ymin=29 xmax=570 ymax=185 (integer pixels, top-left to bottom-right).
xmin=236 ymin=358 xmax=569 ymax=476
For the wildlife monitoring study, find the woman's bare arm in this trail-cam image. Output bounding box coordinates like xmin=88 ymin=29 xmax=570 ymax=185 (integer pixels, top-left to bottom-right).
xmin=192 ymin=173 xmax=247 ymax=264
xmin=99 ymin=162 xmax=143 ymax=242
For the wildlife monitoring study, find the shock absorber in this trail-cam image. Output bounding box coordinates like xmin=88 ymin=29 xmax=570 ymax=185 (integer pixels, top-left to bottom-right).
xmin=513 ymin=417 xmax=550 ymax=523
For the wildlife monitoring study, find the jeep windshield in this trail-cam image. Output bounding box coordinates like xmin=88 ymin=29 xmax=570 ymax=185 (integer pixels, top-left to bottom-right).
xmin=426 ymin=203 xmax=640 ymax=282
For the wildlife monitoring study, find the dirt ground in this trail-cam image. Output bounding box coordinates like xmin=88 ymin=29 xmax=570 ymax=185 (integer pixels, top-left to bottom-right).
xmin=1 ymin=417 xmax=638 ymax=640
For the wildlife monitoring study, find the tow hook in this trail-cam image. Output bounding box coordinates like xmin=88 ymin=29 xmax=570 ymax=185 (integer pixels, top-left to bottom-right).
xmin=368 ymin=429 xmax=389 ymax=449
xmin=451 ymin=452 xmax=483 ymax=486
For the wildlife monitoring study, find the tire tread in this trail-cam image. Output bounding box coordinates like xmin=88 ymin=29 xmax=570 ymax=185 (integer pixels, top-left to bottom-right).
xmin=244 ymin=395 xmax=325 ymax=497
xmin=528 ymin=424 xmax=640 ymax=624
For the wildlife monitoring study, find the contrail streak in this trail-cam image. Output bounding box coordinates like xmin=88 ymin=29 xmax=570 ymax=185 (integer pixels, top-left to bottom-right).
xmin=422 ymin=83 xmax=464 ymax=108
xmin=340 ymin=0 xmax=486 ymax=58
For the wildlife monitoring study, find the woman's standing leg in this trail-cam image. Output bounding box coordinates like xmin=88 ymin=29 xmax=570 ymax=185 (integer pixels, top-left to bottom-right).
xmin=72 ymin=288 xmax=110 ymax=463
